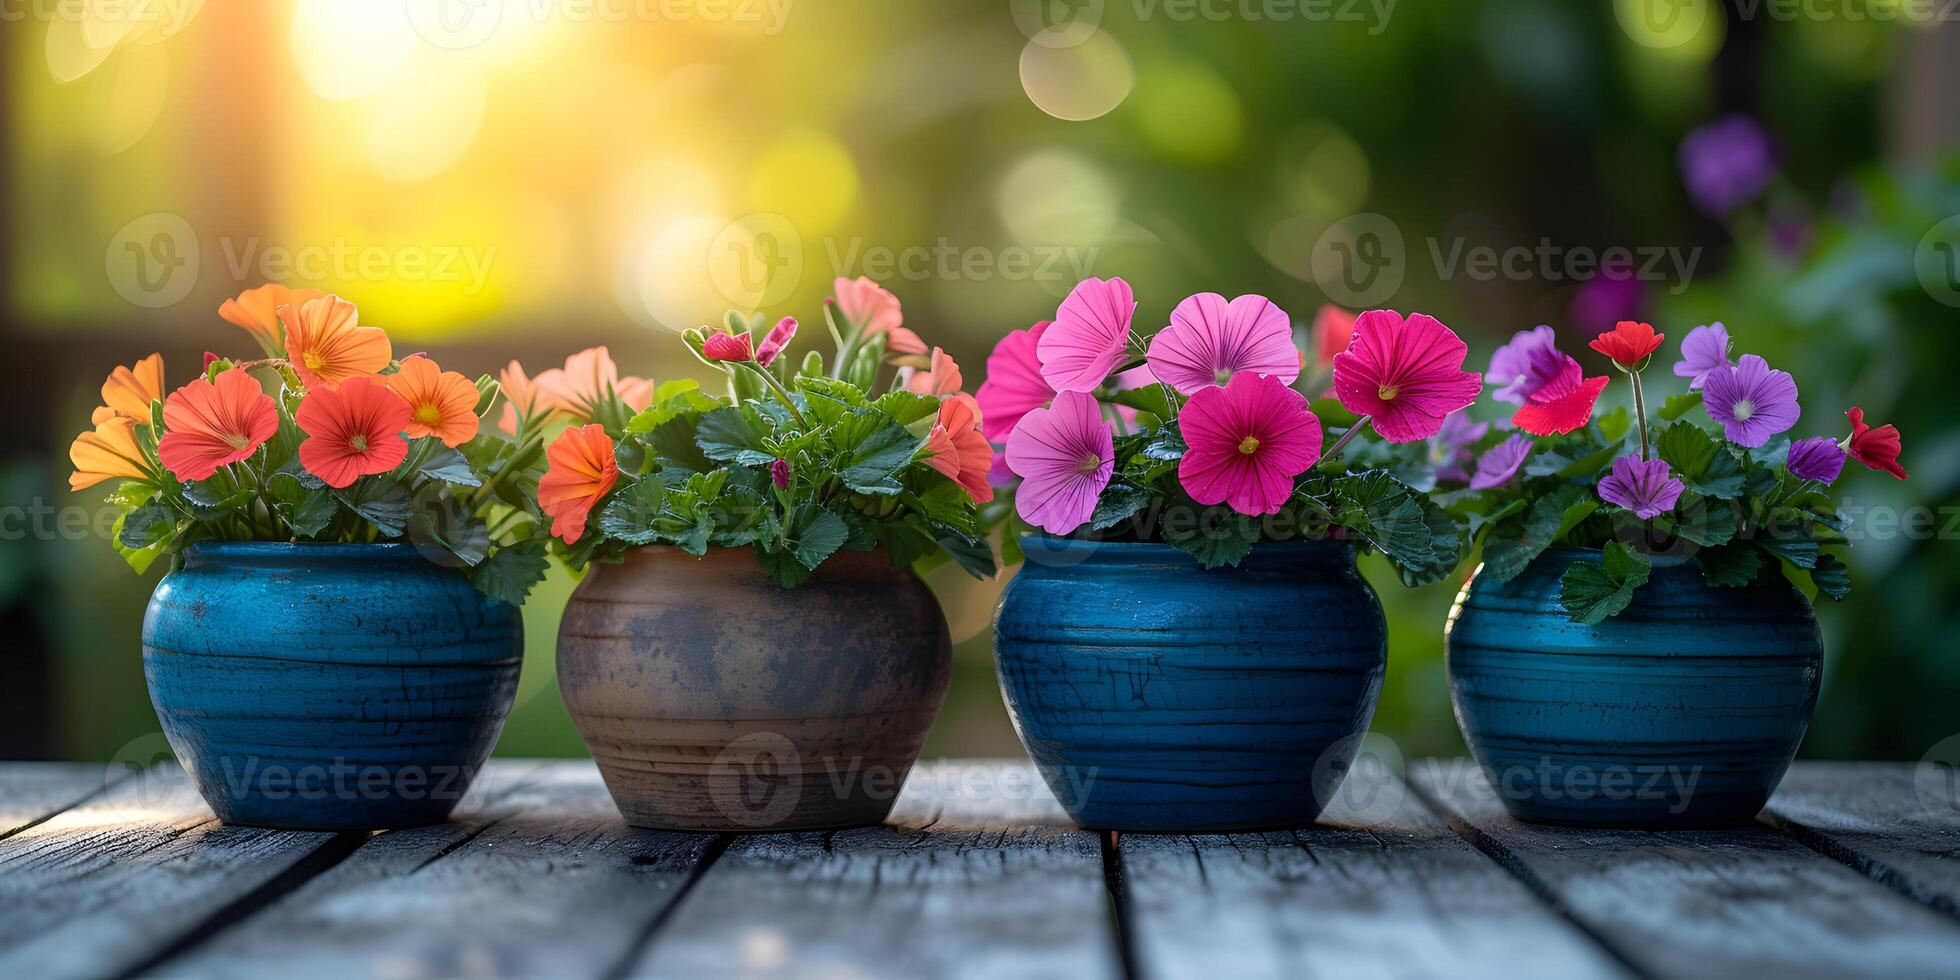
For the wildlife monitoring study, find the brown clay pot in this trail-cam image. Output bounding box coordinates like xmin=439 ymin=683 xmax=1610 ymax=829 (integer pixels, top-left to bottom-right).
xmin=557 ymin=545 xmax=952 ymax=831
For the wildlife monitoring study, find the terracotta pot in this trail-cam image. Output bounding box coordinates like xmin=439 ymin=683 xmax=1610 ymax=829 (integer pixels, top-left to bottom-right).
xmin=557 ymin=546 xmax=952 ymax=831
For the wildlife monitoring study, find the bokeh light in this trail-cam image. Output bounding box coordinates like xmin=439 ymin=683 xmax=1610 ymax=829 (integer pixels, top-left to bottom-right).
xmin=1018 ymin=31 xmax=1134 ymax=121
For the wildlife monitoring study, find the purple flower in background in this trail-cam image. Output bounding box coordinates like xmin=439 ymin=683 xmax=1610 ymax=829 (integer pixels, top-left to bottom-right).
xmin=1486 ymin=326 xmax=1575 ymax=406
xmin=1672 ymin=322 xmax=1732 ymax=390
xmin=1597 ymin=455 xmax=1685 ymax=520
xmin=1428 ymin=413 xmax=1490 ymax=482
xmin=1570 ymin=266 xmax=1646 ymax=338
xmin=1786 ymin=436 xmax=1847 ymax=485
xmin=1703 ymin=354 xmax=1800 ymax=447
xmin=1679 ymin=115 xmax=1778 ymax=216
xmin=1469 ymin=434 xmax=1535 ymax=490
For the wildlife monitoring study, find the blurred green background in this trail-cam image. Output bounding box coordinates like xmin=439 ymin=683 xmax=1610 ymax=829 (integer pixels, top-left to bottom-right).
xmin=4 ymin=1 xmax=1956 ymax=763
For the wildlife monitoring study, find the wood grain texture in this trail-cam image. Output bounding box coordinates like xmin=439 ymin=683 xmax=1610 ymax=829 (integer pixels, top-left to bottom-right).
xmin=1762 ymin=762 xmax=1960 ymax=919
xmin=1117 ymin=769 xmax=1631 ymax=980
xmin=1411 ymin=760 xmax=1960 ymax=979
xmin=0 ymin=762 xmax=129 ymax=838
xmin=626 ymin=759 xmax=1121 ymax=980
xmin=150 ymin=760 xmax=720 ymax=980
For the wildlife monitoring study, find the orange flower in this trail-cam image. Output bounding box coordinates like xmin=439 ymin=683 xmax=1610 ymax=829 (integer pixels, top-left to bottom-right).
xmin=278 ymin=294 xmax=392 ymax=389
xmin=538 ymin=424 xmax=619 ymax=543
xmin=91 ymin=353 xmax=165 ymax=425
xmin=156 ymin=369 xmax=280 ymax=482
xmin=905 ymin=347 xmax=964 ymax=397
xmin=220 ymin=284 xmax=326 ymax=357
xmin=536 ymin=347 xmax=653 ymax=420
xmin=69 ymin=417 xmax=152 ymax=491
xmin=924 ymin=396 xmax=994 ymax=503
xmin=497 ymin=360 xmax=554 ymax=435
xmin=296 ymin=376 xmax=412 ymax=488
xmin=387 ymin=355 xmax=480 ymax=447
xmin=832 ymin=276 xmax=926 ymax=355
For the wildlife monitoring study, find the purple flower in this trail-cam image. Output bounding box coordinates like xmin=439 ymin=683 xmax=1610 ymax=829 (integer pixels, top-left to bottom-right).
xmin=1486 ymin=326 xmax=1575 ymax=406
xmin=1786 ymin=436 xmax=1846 ymax=485
xmin=1672 ymin=322 xmax=1731 ymax=390
xmin=1597 ymin=455 xmax=1685 ymax=520
xmin=1570 ymin=266 xmax=1646 ymax=338
xmin=1679 ymin=115 xmax=1778 ymax=216
xmin=770 ymin=458 xmax=792 ymax=489
xmin=1428 ymin=413 xmax=1490 ymax=482
xmin=1469 ymin=434 xmax=1534 ymax=490
xmin=1703 ymin=354 xmax=1800 ymax=448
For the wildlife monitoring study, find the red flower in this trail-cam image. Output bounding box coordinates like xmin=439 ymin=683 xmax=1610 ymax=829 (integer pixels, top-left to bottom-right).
xmin=156 ymin=369 xmax=279 ymax=482
xmin=701 ymin=332 xmax=755 ymax=362
xmin=1845 ymin=407 xmax=1907 ymax=480
xmin=296 ymin=376 xmax=413 ymax=488
xmin=1512 ymin=361 xmax=1610 ymax=436
xmin=1588 ymin=320 xmax=1665 ymax=369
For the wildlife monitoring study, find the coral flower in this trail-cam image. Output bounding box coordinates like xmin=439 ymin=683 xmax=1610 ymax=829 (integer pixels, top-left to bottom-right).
xmin=976 ymin=321 xmax=1055 ymax=443
xmin=1597 ymin=455 xmax=1685 ymax=520
xmin=756 ymin=317 xmax=799 ymax=368
xmin=1039 ymin=277 xmax=1136 ymax=393
xmin=1672 ymin=322 xmax=1731 ymax=390
xmin=498 ymin=360 xmax=552 ymax=435
xmin=387 ymin=355 xmax=480 ymax=447
xmin=1511 ymin=361 xmax=1611 ymax=436
xmin=156 ymin=369 xmax=280 ymax=482
xmin=539 ymin=347 xmax=655 ymax=419
xmin=924 ymin=396 xmax=995 ymax=503
xmin=1331 ymin=310 xmax=1483 ymax=443
xmin=69 ymin=418 xmax=152 ymax=491
xmin=295 ymin=376 xmax=412 ymax=489
xmin=1703 ymin=354 xmax=1799 ymax=448
xmin=1178 ymin=372 xmax=1322 ymax=516
xmin=1786 ymin=436 xmax=1846 ymax=485
xmin=92 ymin=353 xmax=164 ymax=424
xmin=220 ymin=283 xmax=325 ymax=357
xmin=1146 ymin=292 xmax=1299 ymax=394
xmin=1468 ymin=434 xmax=1534 ymax=490
xmin=1312 ymin=305 xmax=1357 ymax=371
xmin=701 ymin=332 xmax=755 ymax=362
xmin=832 ymin=276 xmax=926 ymax=355
xmin=1589 ymin=321 xmax=1665 ymax=369
xmin=1486 ymin=326 xmax=1571 ymax=406
xmin=537 ymin=424 xmax=619 ymax=543
xmin=1005 ymin=390 xmax=1114 ymax=535
xmin=907 ymin=347 xmax=964 ymax=397
xmin=278 ymin=295 xmax=392 ymax=390
xmin=1845 ymin=407 xmax=1907 ymax=480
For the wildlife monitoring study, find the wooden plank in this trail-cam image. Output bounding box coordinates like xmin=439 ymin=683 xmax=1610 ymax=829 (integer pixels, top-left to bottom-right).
xmin=1761 ymin=762 xmax=1960 ymax=919
xmin=0 ymin=762 xmax=362 ymax=980
xmin=1117 ymin=770 xmax=1631 ymax=980
xmin=148 ymin=760 xmax=720 ymax=980
xmin=628 ymin=759 xmax=1122 ymax=980
xmin=0 ymin=763 xmax=132 ymax=838
xmin=1411 ymin=760 xmax=1960 ymax=979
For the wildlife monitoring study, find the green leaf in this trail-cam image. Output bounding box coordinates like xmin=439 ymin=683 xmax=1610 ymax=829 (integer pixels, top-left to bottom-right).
xmin=1663 ymin=492 xmax=1738 ymax=548
xmin=623 ymin=379 xmax=720 ymax=435
xmin=117 ymin=498 xmax=176 ymax=551
xmin=1161 ymin=505 xmax=1261 ymax=568
xmin=1594 ymin=406 xmax=1632 ymax=445
xmin=468 ymin=538 xmax=549 ymax=606
xmin=1756 ymin=517 xmax=1820 ymax=569
xmin=417 ymin=446 xmax=483 ymax=487
xmin=1810 ymin=551 xmax=1851 ymax=600
xmin=871 ymin=389 xmax=940 ymax=426
xmin=596 ymin=478 xmax=670 ymax=546
xmin=695 ymin=406 xmax=777 ymax=466
xmin=1658 ymin=391 xmax=1703 ymax=422
xmin=1481 ymin=484 xmax=1590 ymax=583
xmin=266 ymin=471 xmax=337 ymax=537
xmin=645 ymin=414 xmax=714 ymax=474
xmin=1656 ymin=421 xmax=1745 ymax=499
xmin=1694 ymin=542 xmax=1764 ymax=587
xmin=1309 ymin=396 xmax=1360 ymax=429
xmin=331 ymin=481 xmax=413 ymax=538
xmin=788 ymin=505 xmax=850 ymax=570
xmin=1103 ymin=383 xmax=1173 ymax=420
xmin=934 ymin=530 xmax=997 ymax=579
xmin=1557 ymin=542 xmax=1652 ymax=624
xmin=832 ymin=412 xmax=920 ymax=495
xmin=407 ymin=486 xmax=490 ymax=566
xmin=1331 ymin=470 xmax=1432 ymax=570
xmin=182 ymin=481 xmax=254 ymax=520
xmin=1090 ymin=482 xmax=1152 ymax=531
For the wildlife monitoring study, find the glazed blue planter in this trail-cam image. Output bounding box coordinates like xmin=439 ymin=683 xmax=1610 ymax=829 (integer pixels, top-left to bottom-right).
xmin=143 ymin=543 xmax=523 ymax=830
xmin=994 ymin=536 xmax=1386 ymax=831
xmin=1447 ymin=548 xmax=1822 ymax=827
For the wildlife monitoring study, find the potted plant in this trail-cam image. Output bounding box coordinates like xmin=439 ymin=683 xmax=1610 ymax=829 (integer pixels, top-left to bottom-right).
xmin=525 ymin=276 xmax=996 ymax=832
xmin=69 ymin=284 xmax=552 ymax=830
xmin=979 ymin=279 xmax=1480 ymax=831
xmin=1442 ymin=319 xmax=1905 ymax=826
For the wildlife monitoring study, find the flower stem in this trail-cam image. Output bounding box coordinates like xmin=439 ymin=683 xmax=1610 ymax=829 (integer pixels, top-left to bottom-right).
xmin=742 ymin=363 xmax=809 ymax=427
xmin=1321 ymin=415 xmax=1373 ymax=461
xmin=1630 ymin=369 xmax=1652 ymax=460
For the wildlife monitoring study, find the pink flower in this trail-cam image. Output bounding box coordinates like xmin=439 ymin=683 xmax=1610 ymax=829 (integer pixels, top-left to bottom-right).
xmin=976 ymin=321 xmax=1055 ymax=443
xmin=756 ymin=317 xmax=798 ymax=367
xmin=1178 ymin=373 xmax=1322 ymax=516
xmin=702 ymin=332 xmax=755 ymax=362
xmin=924 ymin=396 xmax=995 ymax=503
xmin=770 ymin=458 xmax=792 ymax=489
xmin=1331 ymin=310 xmax=1483 ymax=443
xmin=1038 ymin=277 xmax=1135 ymax=393
xmin=906 ymin=347 xmax=964 ymax=397
xmin=1312 ymin=305 xmax=1357 ymax=372
xmin=1005 ymin=390 xmax=1114 ymax=535
xmin=832 ymin=276 xmax=925 ymax=355
xmin=1146 ymin=292 xmax=1299 ymax=394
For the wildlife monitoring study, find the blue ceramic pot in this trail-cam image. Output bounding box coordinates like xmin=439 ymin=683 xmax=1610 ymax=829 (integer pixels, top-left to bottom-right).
xmin=994 ymin=536 xmax=1386 ymax=831
xmin=143 ymin=543 xmax=522 ymax=830
xmin=1447 ymin=548 xmax=1822 ymax=827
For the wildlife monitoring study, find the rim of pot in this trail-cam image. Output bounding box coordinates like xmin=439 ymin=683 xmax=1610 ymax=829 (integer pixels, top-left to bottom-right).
xmin=1017 ymin=532 xmax=1358 ymax=568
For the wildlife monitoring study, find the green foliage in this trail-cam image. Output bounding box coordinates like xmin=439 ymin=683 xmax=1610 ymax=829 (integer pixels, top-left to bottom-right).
xmin=1557 ymin=542 xmax=1653 ymax=625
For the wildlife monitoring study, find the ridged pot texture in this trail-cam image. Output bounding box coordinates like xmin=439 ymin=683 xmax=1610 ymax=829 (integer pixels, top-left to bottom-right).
xmin=557 ymin=546 xmax=952 ymax=832
xmin=143 ymin=543 xmax=523 ymax=830
xmin=1447 ymin=548 xmax=1823 ymax=827
xmin=994 ymin=536 xmax=1387 ymax=831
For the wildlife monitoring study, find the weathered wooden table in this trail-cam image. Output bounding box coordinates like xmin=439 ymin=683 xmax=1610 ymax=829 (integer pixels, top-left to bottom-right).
xmin=1 ymin=759 xmax=1956 ymax=979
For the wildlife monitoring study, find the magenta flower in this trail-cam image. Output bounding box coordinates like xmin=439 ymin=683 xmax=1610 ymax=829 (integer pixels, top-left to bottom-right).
xmin=1428 ymin=412 xmax=1489 ymax=483
xmin=1786 ymin=436 xmax=1846 ymax=485
xmin=1597 ymin=455 xmax=1685 ymax=520
xmin=1672 ymin=322 xmax=1731 ymax=390
xmin=770 ymin=458 xmax=792 ymax=489
xmin=1703 ymin=354 xmax=1800 ymax=447
xmin=976 ymin=321 xmax=1056 ymax=443
xmin=1486 ymin=326 xmax=1572 ymax=406
xmin=1006 ymin=390 xmax=1115 ymax=534
xmin=1468 ymin=434 xmax=1534 ymax=490
xmin=1146 ymin=292 xmax=1299 ymax=394
xmin=755 ymin=317 xmax=798 ymax=368
xmin=1038 ymin=277 xmax=1135 ymax=393
xmin=1331 ymin=310 xmax=1483 ymax=443
xmin=1679 ymin=115 xmax=1777 ymax=216
xmin=1177 ymin=373 xmax=1322 ymax=516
